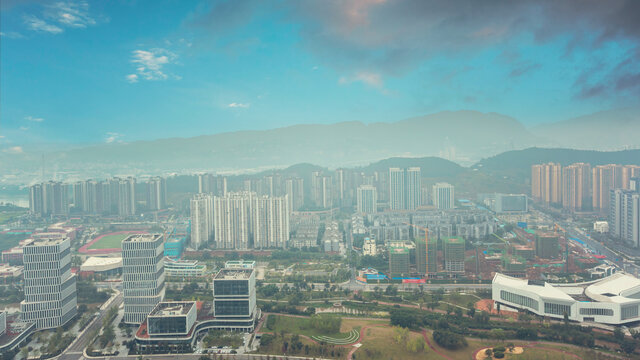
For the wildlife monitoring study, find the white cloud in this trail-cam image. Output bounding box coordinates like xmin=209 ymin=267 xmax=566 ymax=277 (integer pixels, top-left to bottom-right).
xmin=125 ymin=74 xmax=139 ymax=83
xmin=3 ymin=146 xmax=24 ymax=154
xmin=339 ymin=71 xmax=389 ymax=94
xmin=24 ymin=116 xmax=44 ymax=122
xmin=129 ymin=49 xmax=178 ymax=82
xmin=20 ymin=126 xmax=30 ymax=131
xmin=23 ymin=15 xmax=63 ymax=34
xmin=105 ymin=132 xmax=123 ymax=143
xmin=48 ymin=1 xmax=96 ymax=28
xmin=228 ymin=102 xmax=250 ymax=108
xmin=0 ymin=31 xmax=24 ymax=39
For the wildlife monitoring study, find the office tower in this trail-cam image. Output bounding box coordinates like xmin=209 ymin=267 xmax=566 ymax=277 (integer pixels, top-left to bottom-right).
xmin=389 ymin=168 xmax=405 ymax=210
xmin=190 ymin=193 xmax=214 ymax=250
xmin=356 ymin=185 xmax=377 ymax=214
xmin=562 ymin=163 xmax=591 ymax=212
xmin=213 ymin=192 xmax=252 ymax=250
xmin=405 ymin=167 xmax=421 ymax=210
xmin=253 ymin=195 xmax=290 ymax=248
xmin=610 ymin=188 xmax=640 ymax=247
xmin=432 ymin=182 xmax=455 ymax=209
xmin=592 ymin=164 xmax=623 ymax=211
xmin=388 ymin=245 xmax=410 ymax=276
xmin=21 ymin=237 xmax=77 ymax=329
xmin=416 ymin=236 xmax=438 ymax=275
xmin=122 ymin=234 xmax=165 ymax=324
xmin=531 ymin=163 xmax=562 ymax=205
xmin=146 ymin=176 xmax=167 ymax=211
xmin=212 ymin=267 xmax=257 ymax=331
xmin=118 ymin=177 xmax=136 ymax=216
xmin=535 ymin=233 xmax=559 ymax=259
xmin=285 ymin=177 xmax=304 ymax=211
xmin=444 ymin=237 xmax=465 ymax=273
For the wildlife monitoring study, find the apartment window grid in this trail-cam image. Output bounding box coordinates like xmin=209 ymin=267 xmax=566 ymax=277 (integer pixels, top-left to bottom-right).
xmin=579 ymin=308 xmax=613 ymax=316
xmin=544 ymin=302 xmax=571 ymax=316
xmin=500 ymin=290 xmax=539 ymax=311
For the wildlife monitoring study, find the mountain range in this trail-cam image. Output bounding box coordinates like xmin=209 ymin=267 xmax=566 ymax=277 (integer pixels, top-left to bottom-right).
xmin=1 ymin=108 xmax=638 ymax=181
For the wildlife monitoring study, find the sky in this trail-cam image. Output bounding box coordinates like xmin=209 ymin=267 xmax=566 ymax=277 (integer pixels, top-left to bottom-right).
xmin=1 ymin=0 xmax=639 ymax=149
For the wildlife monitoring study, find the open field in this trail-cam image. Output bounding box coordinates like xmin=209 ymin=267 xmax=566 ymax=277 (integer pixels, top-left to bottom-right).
xmin=355 ymin=326 xmax=434 ymax=360
xmin=425 ymin=332 xmax=600 ymax=360
xmin=88 ymin=233 xmax=130 ymax=249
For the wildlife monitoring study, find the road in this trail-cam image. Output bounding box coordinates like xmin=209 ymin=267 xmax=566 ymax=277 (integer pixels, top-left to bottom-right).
xmin=57 ymin=292 xmax=123 ymax=360
xmin=80 ymin=354 xmax=326 ymax=360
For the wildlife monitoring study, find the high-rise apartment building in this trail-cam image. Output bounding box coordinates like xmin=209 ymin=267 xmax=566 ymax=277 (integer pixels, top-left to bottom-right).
xmin=253 ymin=195 xmax=290 ymax=248
xmin=388 ymin=245 xmax=410 ymax=276
xmin=118 ymin=177 xmax=137 ymax=216
xmin=29 ymin=181 xmax=69 ymax=217
xmin=198 ymin=173 xmax=227 ymax=196
xmin=610 ymin=188 xmax=640 ymax=247
xmin=432 ymin=182 xmax=455 ymax=209
xmin=20 ymin=237 xmax=77 ymax=329
xmin=146 ymin=177 xmax=166 ymax=211
xmin=389 ymin=168 xmax=405 ymax=210
xmin=213 ymin=192 xmax=252 ymax=250
xmin=356 ymin=185 xmax=377 ymax=214
xmin=311 ymin=172 xmax=333 ymax=209
xmin=405 ymin=167 xmax=422 ymax=210
xmin=190 ymin=193 xmax=214 ymax=250
xmin=416 ymin=236 xmax=438 ymax=275
xmin=122 ymin=234 xmax=165 ymax=324
xmin=531 ymin=163 xmax=562 ymax=205
xmin=285 ymin=177 xmax=304 ymax=211
xmin=562 ymin=163 xmax=591 ymax=212
xmin=592 ymin=165 xmax=623 ymax=212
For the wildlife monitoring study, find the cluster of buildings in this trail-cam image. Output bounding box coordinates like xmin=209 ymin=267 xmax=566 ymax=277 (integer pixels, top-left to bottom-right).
xmin=385 ymin=235 xmax=466 ymax=278
xmin=531 ymin=163 xmax=640 ymax=212
xmin=28 ymin=176 xmax=168 ymax=217
xmin=610 ymin=178 xmax=640 ymax=247
xmin=190 ymin=191 xmax=290 ymax=250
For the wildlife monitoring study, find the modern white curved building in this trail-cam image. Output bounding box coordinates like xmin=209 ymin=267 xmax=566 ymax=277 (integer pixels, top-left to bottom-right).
xmin=493 ymin=272 xmax=640 ymax=325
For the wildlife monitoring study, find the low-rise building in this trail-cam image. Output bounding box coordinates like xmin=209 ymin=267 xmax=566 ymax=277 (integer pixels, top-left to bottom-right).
xmin=212 ymin=268 xmax=257 ymax=332
xmin=224 ymin=260 xmax=255 ymax=269
xmin=593 ymin=221 xmax=609 ymax=233
xmin=0 ymin=264 xmax=22 ymax=278
xmin=164 ymin=258 xmax=207 ymax=278
xmin=147 ymin=302 xmax=197 ymax=336
xmin=493 ymin=272 xmax=640 ymax=325
xmin=362 ymin=237 xmax=376 ymax=256
xmin=80 ymin=256 xmax=122 ymax=277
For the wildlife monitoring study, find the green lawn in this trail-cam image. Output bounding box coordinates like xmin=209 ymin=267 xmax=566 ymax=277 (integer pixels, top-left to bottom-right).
xmin=0 ymin=210 xmax=26 ymax=224
xmin=356 ymin=326 xmax=434 ymax=360
xmin=88 ymin=233 xmax=130 ymax=250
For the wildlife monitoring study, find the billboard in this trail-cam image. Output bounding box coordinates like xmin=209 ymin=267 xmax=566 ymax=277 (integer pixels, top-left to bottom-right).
xmin=402 ymin=279 xmax=426 ymax=284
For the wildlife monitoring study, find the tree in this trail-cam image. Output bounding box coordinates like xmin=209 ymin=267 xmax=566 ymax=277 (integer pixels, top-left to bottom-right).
xmin=20 ymin=346 xmax=29 ymax=360
xmin=614 ymin=327 xmax=625 ymax=342
xmin=621 ymin=340 xmax=636 ymax=355
xmin=485 ymin=348 xmax=493 ymax=358
xmin=466 ymin=302 xmax=476 ymax=318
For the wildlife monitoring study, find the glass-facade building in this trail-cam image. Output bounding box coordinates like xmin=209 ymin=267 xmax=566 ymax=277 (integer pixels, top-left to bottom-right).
xmin=212 ymin=268 xmax=256 ymax=331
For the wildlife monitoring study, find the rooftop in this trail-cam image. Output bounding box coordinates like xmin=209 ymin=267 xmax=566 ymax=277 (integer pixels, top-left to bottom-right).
xmin=214 ymin=268 xmax=253 ymax=280
xmin=123 ymin=233 xmax=163 ymax=243
xmin=24 ymin=237 xmax=68 ymax=247
xmin=148 ymin=301 xmax=195 ymax=317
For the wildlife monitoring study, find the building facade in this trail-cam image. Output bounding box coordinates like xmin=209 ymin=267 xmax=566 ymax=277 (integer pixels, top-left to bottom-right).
xmin=212 ymin=268 xmax=258 ymax=331
xmin=531 ymin=163 xmax=562 ymax=205
xmin=122 ymin=234 xmax=165 ymax=324
xmin=432 ymin=183 xmax=455 ymax=210
xmin=190 ymin=193 xmax=213 ymax=250
xmin=20 ymin=237 xmax=77 ymax=329
xmin=562 ymin=163 xmax=591 ymax=212
xmin=356 ymin=185 xmax=377 ymax=214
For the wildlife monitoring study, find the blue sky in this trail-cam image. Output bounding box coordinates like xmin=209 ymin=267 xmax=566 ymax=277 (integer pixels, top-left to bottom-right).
xmin=1 ymin=0 xmax=639 ymax=149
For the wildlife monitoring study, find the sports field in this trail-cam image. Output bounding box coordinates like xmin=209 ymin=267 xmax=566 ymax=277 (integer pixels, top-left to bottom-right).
xmin=88 ymin=233 xmax=131 ymax=250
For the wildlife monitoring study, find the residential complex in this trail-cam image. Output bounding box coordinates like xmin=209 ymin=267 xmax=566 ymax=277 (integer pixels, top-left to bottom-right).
xmin=146 ymin=176 xmax=167 ymax=211
xmin=356 ymin=185 xmax=377 ymax=214
xmin=432 ymin=182 xmax=455 ymax=210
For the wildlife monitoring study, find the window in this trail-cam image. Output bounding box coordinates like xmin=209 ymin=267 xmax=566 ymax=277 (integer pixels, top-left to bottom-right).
xmin=500 ymin=290 xmax=539 ymax=311
xmin=544 ymin=302 xmax=571 ymax=316
xmin=579 ymin=308 xmax=613 ymax=316
xmin=621 ymin=305 xmax=639 ymax=320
